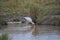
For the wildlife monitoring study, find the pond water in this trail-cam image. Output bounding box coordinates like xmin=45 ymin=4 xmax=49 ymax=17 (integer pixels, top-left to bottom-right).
xmin=0 ymin=23 xmax=60 ymax=40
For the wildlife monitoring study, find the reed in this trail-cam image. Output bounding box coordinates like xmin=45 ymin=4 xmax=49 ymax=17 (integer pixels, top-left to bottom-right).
xmin=0 ymin=33 xmax=8 ymax=40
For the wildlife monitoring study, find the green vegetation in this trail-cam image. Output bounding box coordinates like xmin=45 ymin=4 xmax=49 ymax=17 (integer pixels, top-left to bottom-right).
xmin=0 ymin=33 xmax=8 ymax=40
xmin=0 ymin=0 xmax=60 ymax=24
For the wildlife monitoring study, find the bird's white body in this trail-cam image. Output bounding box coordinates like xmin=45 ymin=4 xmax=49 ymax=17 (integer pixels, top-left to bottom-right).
xmin=23 ymin=17 xmax=34 ymax=24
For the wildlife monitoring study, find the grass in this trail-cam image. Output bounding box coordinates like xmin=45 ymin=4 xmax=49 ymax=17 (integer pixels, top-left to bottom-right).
xmin=0 ymin=0 xmax=60 ymax=23
xmin=0 ymin=33 xmax=8 ymax=40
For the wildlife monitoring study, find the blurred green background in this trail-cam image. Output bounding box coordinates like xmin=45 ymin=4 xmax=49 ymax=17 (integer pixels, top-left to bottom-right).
xmin=0 ymin=0 xmax=60 ymax=25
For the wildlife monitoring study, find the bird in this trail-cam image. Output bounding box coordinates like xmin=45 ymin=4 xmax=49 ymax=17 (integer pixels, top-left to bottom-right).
xmin=20 ymin=16 xmax=35 ymax=30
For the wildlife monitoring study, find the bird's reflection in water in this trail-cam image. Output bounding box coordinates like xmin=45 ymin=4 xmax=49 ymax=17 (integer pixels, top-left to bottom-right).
xmin=3 ymin=23 xmax=60 ymax=40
